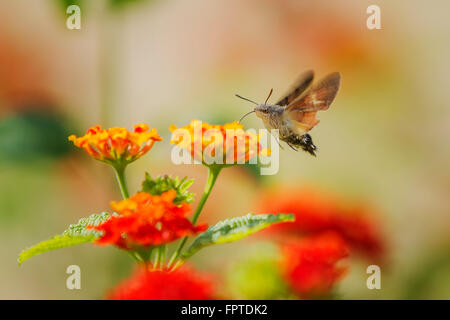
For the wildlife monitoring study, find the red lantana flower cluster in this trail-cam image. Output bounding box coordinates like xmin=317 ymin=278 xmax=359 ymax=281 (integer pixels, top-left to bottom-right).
xmin=107 ymin=267 xmax=215 ymax=300
xmin=252 ymin=187 xmax=386 ymax=298
xmin=281 ymin=232 xmax=349 ymax=298
xmin=88 ymin=190 xmax=207 ymax=249
xmin=257 ymin=187 xmax=385 ymax=262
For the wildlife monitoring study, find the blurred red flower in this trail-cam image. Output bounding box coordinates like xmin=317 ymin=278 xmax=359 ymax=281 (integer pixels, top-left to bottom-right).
xmin=281 ymin=231 xmax=349 ymax=298
xmin=107 ymin=267 xmax=215 ymax=300
xmin=88 ymin=190 xmax=207 ymax=249
xmin=256 ymin=187 xmax=386 ymax=262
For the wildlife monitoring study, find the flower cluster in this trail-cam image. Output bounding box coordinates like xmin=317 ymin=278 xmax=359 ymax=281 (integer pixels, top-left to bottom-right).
xmin=107 ymin=266 xmax=215 ymax=300
xmin=88 ymin=190 xmax=207 ymax=249
xmin=257 ymin=187 xmax=385 ymax=262
xmin=68 ymin=124 xmax=162 ymax=165
xmin=281 ymin=232 xmax=349 ymax=298
xmin=21 ymin=114 xmax=383 ymax=301
xmin=170 ymin=120 xmax=269 ymax=165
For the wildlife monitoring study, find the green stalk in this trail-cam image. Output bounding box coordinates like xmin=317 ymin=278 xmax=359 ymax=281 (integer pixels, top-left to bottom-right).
xmin=159 ymin=245 xmax=166 ymax=269
xmin=127 ymin=251 xmax=144 ymax=264
xmin=113 ymin=165 xmax=129 ymax=199
xmin=153 ymin=246 xmax=161 ymax=269
xmin=167 ymin=165 xmax=222 ymax=269
xmin=112 ymin=165 xmax=147 ymax=263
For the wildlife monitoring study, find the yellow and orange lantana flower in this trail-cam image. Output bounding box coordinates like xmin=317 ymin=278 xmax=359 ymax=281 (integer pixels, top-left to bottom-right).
xmin=88 ymin=190 xmax=207 ymax=249
xmin=68 ymin=124 xmax=162 ymax=165
xmin=169 ymin=120 xmax=270 ymax=165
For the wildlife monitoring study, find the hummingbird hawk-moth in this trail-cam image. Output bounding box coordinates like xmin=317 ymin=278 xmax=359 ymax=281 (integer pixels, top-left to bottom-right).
xmin=236 ymin=70 xmax=341 ymax=156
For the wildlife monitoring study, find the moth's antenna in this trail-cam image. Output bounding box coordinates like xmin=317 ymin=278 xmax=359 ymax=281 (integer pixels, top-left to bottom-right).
xmin=235 ymin=94 xmax=258 ymax=105
xmin=238 ymin=110 xmax=255 ymax=123
xmin=265 ymin=88 xmax=273 ymax=104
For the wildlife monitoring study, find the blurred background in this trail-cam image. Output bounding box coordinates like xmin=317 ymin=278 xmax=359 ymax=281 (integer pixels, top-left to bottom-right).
xmin=1 ymin=0 xmax=449 ymax=299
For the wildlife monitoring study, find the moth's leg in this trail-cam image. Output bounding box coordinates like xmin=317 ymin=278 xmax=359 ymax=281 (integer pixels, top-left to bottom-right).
xmin=287 ymin=142 xmax=297 ymax=151
xmin=277 ymin=139 xmax=285 ymax=150
xmin=268 ymin=131 xmax=284 ymax=150
xmin=275 ymin=138 xmax=284 ymax=150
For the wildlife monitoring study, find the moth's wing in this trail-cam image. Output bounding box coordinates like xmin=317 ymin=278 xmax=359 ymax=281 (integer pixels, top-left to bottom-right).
xmin=285 ymin=72 xmax=341 ymax=133
xmin=287 ymin=72 xmax=341 ymax=112
xmin=287 ymin=112 xmax=320 ymax=135
xmin=275 ymin=70 xmax=315 ymax=106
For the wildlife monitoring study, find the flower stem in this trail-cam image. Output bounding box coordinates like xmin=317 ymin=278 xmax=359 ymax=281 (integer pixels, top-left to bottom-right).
xmin=153 ymin=247 xmax=161 ymax=270
xmin=159 ymin=245 xmax=166 ymax=269
xmin=113 ymin=166 xmax=145 ymax=263
xmin=126 ymin=250 xmax=144 ymax=264
xmin=113 ymin=165 xmax=129 ymax=199
xmin=167 ymin=165 xmax=222 ymax=269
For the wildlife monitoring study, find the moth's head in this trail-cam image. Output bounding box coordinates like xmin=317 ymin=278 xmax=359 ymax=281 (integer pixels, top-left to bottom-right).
xmin=254 ymin=104 xmax=271 ymax=119
xmin=236 ymin=88 xmax=274 ymax=123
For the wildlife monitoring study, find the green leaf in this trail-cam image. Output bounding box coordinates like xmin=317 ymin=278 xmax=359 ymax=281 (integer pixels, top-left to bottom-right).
xmin=181 ymin=213 xmax=295 ymax=260
xmin=141 ymin=173 xmax=194 ymax=204
xmin=0 ymin=111 xmax=73 ymax=164
xmin=18 ymin=212 xmax=110 ymax=265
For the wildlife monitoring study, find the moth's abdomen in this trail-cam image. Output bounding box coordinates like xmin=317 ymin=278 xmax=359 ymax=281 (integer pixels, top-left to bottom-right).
xmin=283 ymin=133 xmax=317 ymax=156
